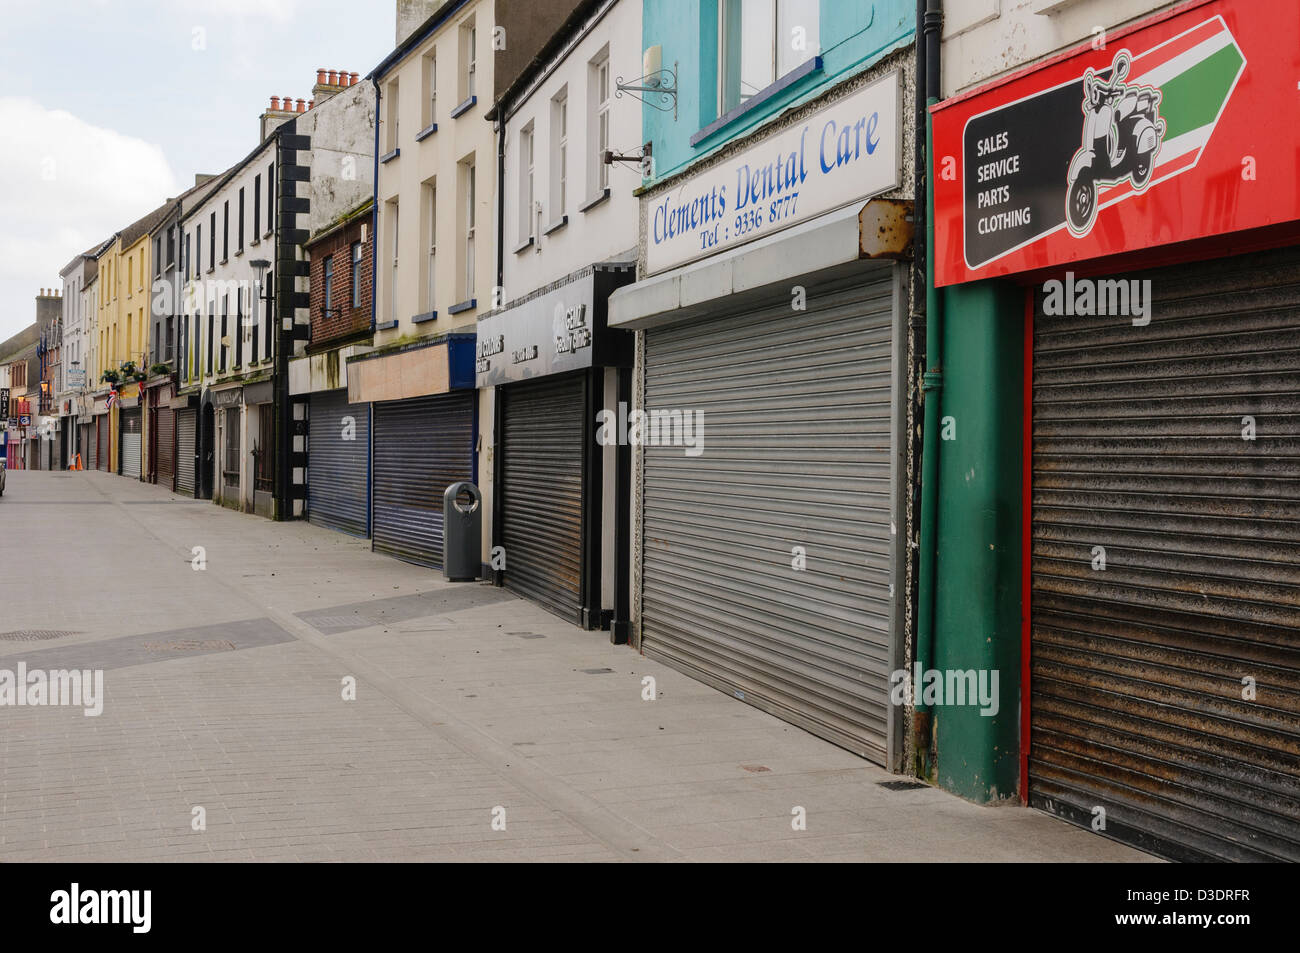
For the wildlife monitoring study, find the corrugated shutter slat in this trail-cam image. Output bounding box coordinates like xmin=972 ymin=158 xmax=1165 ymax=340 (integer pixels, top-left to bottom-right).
xmin=175 ymin=409 xmax=196 ymax=495
xmin=641 ymin=270 xmax=896 ymax=764
xmin=309 ymin=390 xmax=370 ymax=537
xmin=1030 ymin=248 xmax=1300 ymax=863
xmin=372 ymin=392 xmax=475 ymax=569
xmin=499 ymin=373 xmax=585 ymax=621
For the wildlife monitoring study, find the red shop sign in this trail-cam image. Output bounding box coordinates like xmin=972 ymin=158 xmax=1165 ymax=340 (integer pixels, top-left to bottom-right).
xmin=931 ymin=0 xmax=1295 ymax=286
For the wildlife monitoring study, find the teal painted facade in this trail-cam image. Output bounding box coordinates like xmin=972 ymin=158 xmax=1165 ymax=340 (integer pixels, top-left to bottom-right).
xmin=641 ymin=0 xmax=915 ymax=184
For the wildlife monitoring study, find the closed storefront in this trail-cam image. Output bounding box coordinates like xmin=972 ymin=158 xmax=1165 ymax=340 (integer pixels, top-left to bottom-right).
xmin=1028 ymin=248 xmax=1300 ymax=862
xmin=497 ymin=374 xmax=588 ymax=621
xmin=927 ymin=0 xmax=1300 ymax=849
xmin=478 ymin=268 xmax=634 ymax=628
xmin=155 ymin=406 xmax=175 ymax=488
xmin=308 ymin=389 xmax=370 ymax=538
xmin=175 ymin=408 xmax=196 ymax=496
xmin=610 ymin=65 xmax=908 ymax=765
xmin=96 ymin=414 xmax=109 ymax=472
xmin=120 ymin=407 xmax=142 ymax=479
xmin=639 ymin=270 xmax=900 ymax=763
xmin=372 ymin=391 xmax=475 ymax=569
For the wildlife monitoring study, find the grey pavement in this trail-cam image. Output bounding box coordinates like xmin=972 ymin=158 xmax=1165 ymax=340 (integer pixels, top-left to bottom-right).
xmin=0 ymin=469 xmax=1154 ymax=862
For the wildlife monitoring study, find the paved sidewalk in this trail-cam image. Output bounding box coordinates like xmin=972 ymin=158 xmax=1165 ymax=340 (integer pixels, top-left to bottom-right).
xmin=0 ymin=470 xmax=1153 ymax=862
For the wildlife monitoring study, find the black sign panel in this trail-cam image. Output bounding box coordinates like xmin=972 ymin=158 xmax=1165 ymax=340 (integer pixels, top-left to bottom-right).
xmin=0 ymin=387 xmax=8 ymax=419
xmin=963 ymin=80 xmax=1087 ymax=269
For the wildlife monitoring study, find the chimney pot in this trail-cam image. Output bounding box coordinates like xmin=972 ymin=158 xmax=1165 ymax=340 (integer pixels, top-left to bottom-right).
xmin=328 ymin=70 xmax=339 ymax=86
xmin=270 ymin=96 xmax=281 ymax=110
xmin=296 ymin=98 xmax=306 ymax=112
xmin=317 ymin=69 xmax=328 ymax=85
xmin=308 ymin=99 xmax=315 ymax=109
xmin=350 ymin=72 xmax=359 ymax=86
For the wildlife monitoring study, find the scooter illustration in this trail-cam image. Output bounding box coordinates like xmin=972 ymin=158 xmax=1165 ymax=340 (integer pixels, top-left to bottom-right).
xmin=1066 ymin=51 xmax=1167 ymax=236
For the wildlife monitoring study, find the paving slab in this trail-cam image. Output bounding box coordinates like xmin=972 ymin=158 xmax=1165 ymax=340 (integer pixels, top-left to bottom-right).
xmin=0 ymin=470 xmax=1154 ymax=862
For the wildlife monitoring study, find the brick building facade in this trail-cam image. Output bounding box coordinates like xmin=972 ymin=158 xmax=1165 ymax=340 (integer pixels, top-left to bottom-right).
xmin=308 ymin=200 xmax=373 ymax=348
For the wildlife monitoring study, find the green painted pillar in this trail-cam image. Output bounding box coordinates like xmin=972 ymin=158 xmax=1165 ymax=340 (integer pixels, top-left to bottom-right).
xmin=930 ymin=279 xmax=1024 ymax=803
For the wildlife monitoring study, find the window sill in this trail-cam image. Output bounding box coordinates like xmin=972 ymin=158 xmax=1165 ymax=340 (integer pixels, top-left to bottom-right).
xmin=250 ymin=238 xmax=260 ymax=247
xmin=235 ymin=249 xmax=244 ymax=258
xmin=415 ymin=122 xmax=438 ymax=142
xmin=579 ymin=189 xmax=610 ymax=213
xmin=450 ymin=96 xmax=477 ymax=119
xmin=690 ymin=56 xmax=824 ymax=148
xmin=543 ymin=215 xmax=568 ymax=236
xmin=412 ymin=311 xmax=438 ymax=324
xmin=375 ymin=320 xmax=399 ymax=331
xmin=512 ymin=236 xmax=534 ymax=255
xmin=448 ymin=299 xmax=476 ymax=315
xmin=380 ymin=148 xmax=401 ymax=164
xmin=220 ymin=259 xmax=229 ymax=266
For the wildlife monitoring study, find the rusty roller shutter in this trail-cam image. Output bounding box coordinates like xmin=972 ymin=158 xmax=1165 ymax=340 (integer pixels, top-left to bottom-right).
xmin=641 ymin=268 xmax=899 ymax=764
xmin=175 ymin=409 xmax=196 ymax=495
xmin=372 ymin=392 xmax=475 ymax=569
xmin=96 ymin=416 xmax=109 ymax=472
xmin=309 ymin=390 xmax=370 ymax=538
xmin=156 ymin=407 xmax=175 ymax=488
xmin=498 ymin=373 xmax=586 ymax=622
xmin=1030 ymin=246 xmax=1300 ymax=862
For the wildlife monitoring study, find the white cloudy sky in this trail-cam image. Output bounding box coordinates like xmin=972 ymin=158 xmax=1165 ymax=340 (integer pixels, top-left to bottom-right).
xmin=0 ymin=0 xmax=395 ymax=342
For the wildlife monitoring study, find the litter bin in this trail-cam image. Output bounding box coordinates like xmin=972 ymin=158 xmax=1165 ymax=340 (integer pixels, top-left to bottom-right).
xmin=443 ymin=481 xmax=482 ymax=581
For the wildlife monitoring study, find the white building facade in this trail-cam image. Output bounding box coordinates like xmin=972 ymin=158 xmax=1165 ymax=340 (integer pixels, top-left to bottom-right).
xmin=477 ymin=0 xmax=642 ymax=631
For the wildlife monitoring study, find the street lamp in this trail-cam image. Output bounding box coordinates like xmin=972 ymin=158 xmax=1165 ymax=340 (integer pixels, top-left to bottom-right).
xmin=251 ymin=259 xmax=271 ymax=360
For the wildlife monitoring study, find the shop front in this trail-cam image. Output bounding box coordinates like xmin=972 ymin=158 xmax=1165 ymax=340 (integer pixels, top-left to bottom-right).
xmin=610 ymin=69 xmax=909 ymax=766
xmin=347 ymin=335 xmax=477 ymax=570
xmin=212 ymin=385 xmax=243 ymax=510
xmin=477 ymin=266 xmax=634 ymax=628
xmin=930 ymin=0 xmax=1300 ymax=860
xmin=172 ymin=393 xmax=198 ymax=498
xmin=118 ymin=397 xmax=142 ymax=480
xmin=148 ymin=381 xmax=176 ymax=489
xmin=290 ymin=346 xmax=375 ymax=540
xmin=93 ymin=396 xmax=109 ymax=472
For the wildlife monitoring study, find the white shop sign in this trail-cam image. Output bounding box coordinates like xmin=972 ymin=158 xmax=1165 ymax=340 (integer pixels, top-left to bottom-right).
xmin=646 ymin=70 xmax=901 ymax=276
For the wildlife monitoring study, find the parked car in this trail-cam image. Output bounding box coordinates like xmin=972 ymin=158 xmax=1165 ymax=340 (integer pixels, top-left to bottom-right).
xmin=0 ymin=457 xmax=6 ymax=497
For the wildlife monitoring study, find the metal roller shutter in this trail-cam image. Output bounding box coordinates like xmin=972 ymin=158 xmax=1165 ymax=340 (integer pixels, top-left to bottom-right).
xmin=82 ymin=423 xmax=95 ymax=471
xmin=175 ymin=409 xmax=196 ymax=495
xmin=372 ymin=392 xmax=475 ymax=569
xmin=499 ymin=373 xmax=586 ymax=621
xmin=120 ymin=409 xmax=142 ymax=479
xmin=309 ymin=390 xmax=370 ymax=538
xmin=96 ymin=416 xmax=108 ymax=471
xmin=1030 ymin=247 xmax=1300 ymax=862
xmin=156 ymin=407 xmax=175 ymax=488
xmin=641 ymin=269 xmax=897 ymax=763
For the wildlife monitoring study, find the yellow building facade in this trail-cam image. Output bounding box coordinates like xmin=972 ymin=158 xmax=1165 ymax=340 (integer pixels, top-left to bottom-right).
xmin=93 ymin=203 xmax=167 ymax=476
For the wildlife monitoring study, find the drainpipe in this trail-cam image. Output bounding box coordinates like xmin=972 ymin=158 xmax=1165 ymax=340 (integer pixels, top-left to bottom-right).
xmin=495 ymin=113 xmax=506 ymax=294
xmin=914 ymin=0 xmax=944 ymax=770
xmin=370 ymin=77 xmax=381 ymax=335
